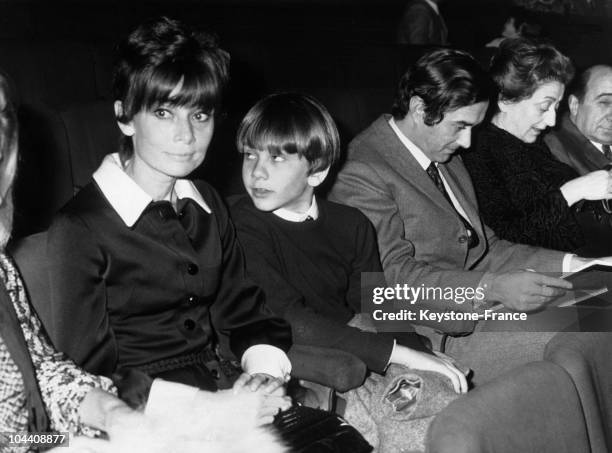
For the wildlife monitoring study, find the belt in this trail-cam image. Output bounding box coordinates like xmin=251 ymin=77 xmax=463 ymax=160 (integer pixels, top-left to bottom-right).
xmin=136 ymin=348 xmax=218 ymax=376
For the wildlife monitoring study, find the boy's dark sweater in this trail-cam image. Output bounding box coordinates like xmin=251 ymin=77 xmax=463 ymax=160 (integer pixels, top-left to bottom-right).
xmin=230 ymin=195 xmax=429 ymax=373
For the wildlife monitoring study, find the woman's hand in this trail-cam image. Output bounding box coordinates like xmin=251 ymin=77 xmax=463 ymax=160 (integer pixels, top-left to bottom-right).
xmin=560 ymin=170 xmax=612 ymax=205
xmin=232 ymin=372 xmax=286 ymax=395
xmin=233 ymin=372 xmax=291 ymax=424
xmin=390 ymin=345 xmax=469 ymax=394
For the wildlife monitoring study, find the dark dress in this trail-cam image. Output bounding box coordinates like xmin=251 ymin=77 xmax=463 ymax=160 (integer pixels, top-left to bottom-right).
xmin=230 ymin=195 xmax=430 ymax=374
xmin=44 ymin=178 xmax=291 ymax=390
xmin=463 ymin=122 xmax=612 ymax=255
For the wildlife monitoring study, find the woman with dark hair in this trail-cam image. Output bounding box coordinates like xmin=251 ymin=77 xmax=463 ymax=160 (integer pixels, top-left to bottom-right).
xmin=43 ymin=17 xmax=292 ymax=397
xmin=463 ymin=38 xmax=612 ymax=254
xmin=0 ymin=64 xmax=289 ymax=453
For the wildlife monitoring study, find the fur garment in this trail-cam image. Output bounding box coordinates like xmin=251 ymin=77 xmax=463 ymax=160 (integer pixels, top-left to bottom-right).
xmin=50 ymin=382 xmax=287 ymax=453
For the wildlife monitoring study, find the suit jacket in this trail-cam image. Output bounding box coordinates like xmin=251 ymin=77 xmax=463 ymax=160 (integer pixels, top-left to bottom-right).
xmin=544 ymin=113 xmax=611 ymax=176
xmin=397 ymin=0 xmax=448 ymax=45
xmin=329 ymin=115 xmax=564 ymax=333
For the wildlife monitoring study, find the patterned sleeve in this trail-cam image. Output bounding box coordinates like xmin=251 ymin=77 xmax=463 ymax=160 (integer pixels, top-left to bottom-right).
xmin=2 ymin=254 xmax=116 ymax=434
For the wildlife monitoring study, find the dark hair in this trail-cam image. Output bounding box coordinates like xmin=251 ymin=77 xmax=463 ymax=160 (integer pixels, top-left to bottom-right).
xmin=0 ymin=72 xmax=18 ymax=225
xmin=567 ymin=65 xmax=612 ymax=101
xmin=0 ymin=73 xmax=17 ymax=164
xmin=391 ymin=48 xmax=495 ymax=125
xmin=490 ymin=38 xmax=574 ymax=104
xmin=113 ymin=17 xmax=229 ymax=160
xmin=236 ymin=93 xmax=340 ymax=173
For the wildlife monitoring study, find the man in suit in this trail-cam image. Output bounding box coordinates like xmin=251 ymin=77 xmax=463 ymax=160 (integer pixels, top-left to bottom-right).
xmin=329 ymin=49 xmax=598 ymax=385
xmin=545 ymin=65 xmax=612 ymax=175
xmin=397 ymin=0 xmax=448 ymax=45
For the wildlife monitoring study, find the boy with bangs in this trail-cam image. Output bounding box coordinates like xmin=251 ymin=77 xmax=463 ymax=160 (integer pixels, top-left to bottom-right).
xmin=231 ymin=93 xmax=467 ymax=448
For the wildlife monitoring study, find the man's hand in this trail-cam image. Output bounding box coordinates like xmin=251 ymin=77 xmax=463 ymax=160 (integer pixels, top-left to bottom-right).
xmin=488 ymin=271 xmax=572 ymax=312
xmin=391 ymin=345 xmax=468 ymax=394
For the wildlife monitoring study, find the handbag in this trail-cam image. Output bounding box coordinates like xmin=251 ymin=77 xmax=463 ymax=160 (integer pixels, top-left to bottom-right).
xmin=274 ymin=405 xmax=373 ymax=453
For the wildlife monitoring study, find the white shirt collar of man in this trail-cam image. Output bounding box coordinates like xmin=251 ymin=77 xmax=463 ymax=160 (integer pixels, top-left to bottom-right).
xmin=93 ymin=153 xmax=212 ymax=227
xmin=388 ymin=116 xmax=476 ymax=227
xmin=388 ymin=117 xmax=432 ymax=170
xmin=589 ymin=139 xmax=610 ymax=154
xmin=273 ymin=197 xmax=319 ymax=222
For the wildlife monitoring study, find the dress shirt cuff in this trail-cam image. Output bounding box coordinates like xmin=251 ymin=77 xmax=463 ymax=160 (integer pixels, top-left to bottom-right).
xmin=475 ymin=272 xmax=498 ymax=309
xmin=241 ymin=344 xmax=292 ymax=382
xmin=145 ymin=379 xmax=200 ymax=419
xmin=563 ymin=254 xmax=576 ymax=274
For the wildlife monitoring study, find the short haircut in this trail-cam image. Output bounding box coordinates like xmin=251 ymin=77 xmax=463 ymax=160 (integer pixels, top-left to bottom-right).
xmin=113 ymin=16 xmax=229 ymax=160
xmin=490 ymin=38 xmax=574 ymax=104
xmin=391 ymin=48 xmax=495 ymax=125
xmin=567 ymin=65 xmax=612 ymax=101
xmin=236 ymin=93 xmax=341 ymax=173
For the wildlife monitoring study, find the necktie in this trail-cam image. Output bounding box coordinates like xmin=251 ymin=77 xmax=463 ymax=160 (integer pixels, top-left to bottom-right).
xmin=601 ymin=146 xmax=612 ymax=213
xmin=426 ymin=163 xmax=479 ymax=249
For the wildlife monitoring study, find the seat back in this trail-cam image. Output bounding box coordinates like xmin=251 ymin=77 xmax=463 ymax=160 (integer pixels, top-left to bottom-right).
xmin=9 ymin=232 xmax=55 ymax=341
xmin=427 ymin=361 xmax=590 ymax=453
xmin=288 ymin=344 xmax=367 ymax=393
xmin=59 ymin=100 xmax=119 ymax=194
xmin=545 ymin=332 xmax=612 ymax=453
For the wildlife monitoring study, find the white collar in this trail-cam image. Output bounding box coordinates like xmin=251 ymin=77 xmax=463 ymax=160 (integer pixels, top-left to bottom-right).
xmin=590 ymin=140 xmax=611 ymax=154
xmin=93 ymin=153 xmax=211 ymax=227
xmin=424 ymin=0 xmax=440 ymax=15
xmin=273 ymin=197 xmax=319 ymax=222
xmin=389 ymin=117 xmax=432 ymax=171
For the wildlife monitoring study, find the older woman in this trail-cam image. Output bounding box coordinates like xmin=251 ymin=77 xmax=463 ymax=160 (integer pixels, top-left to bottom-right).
xmin=463 ymin=38 xmax=612 ymax=255
xmin=43 ymin=17 xmax=291 ymax=395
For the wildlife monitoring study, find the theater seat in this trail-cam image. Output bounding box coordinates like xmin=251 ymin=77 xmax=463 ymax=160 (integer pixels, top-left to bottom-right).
xmin=9 ymin=232 xmax=54 ymax=337
xmin=288 ymin=344 xmax=366 ymax=393
xmin=545 ymin=332 xmax=612 ymax=453
xmin=58 ymin=100 xmax=118 ymax=193
xmin=426 ymin=361 xmax=590 ymax=453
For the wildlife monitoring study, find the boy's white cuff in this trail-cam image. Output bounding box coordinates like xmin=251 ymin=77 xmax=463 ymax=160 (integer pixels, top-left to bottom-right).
xmin=563 ymin=253 xmax=576 ymax=273
xmin=241 ymin=344 xmax=292 ymax=381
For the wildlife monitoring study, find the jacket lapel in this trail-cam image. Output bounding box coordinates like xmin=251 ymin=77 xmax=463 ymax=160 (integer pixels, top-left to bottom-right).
xmin=563 ymin=115 xmax=610 ymax=170
xmin=370 ymin=116 xmax=458 ymax=216
xmin=439 ymin=160 xmax=482 ymax=232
